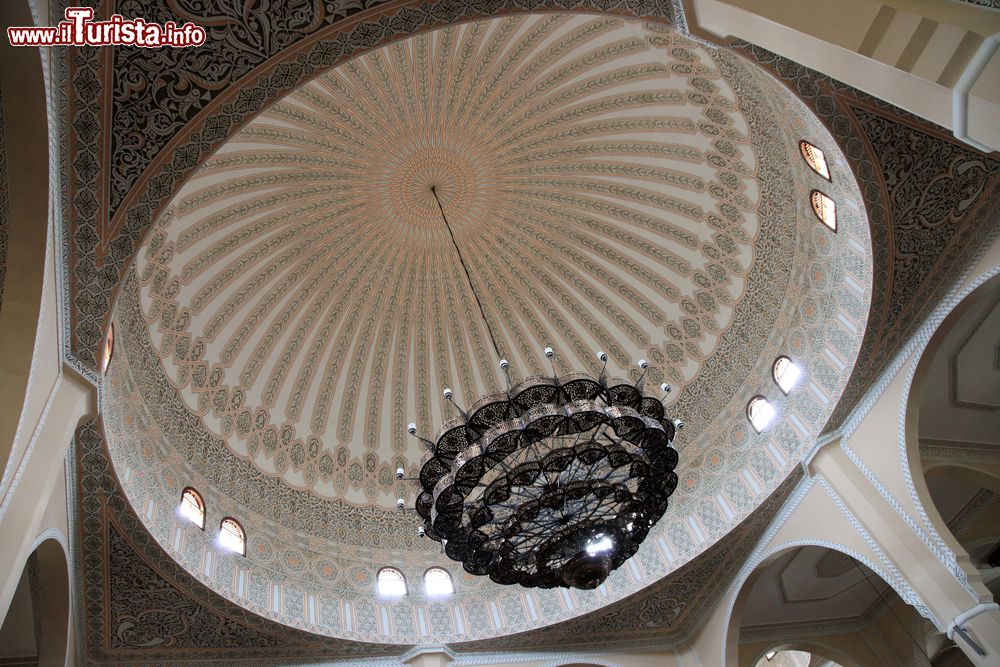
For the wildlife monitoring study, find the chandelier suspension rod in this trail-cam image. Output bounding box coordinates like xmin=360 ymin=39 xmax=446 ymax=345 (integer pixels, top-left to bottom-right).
xmin=431 ymin=185 xmax=504 ymax=361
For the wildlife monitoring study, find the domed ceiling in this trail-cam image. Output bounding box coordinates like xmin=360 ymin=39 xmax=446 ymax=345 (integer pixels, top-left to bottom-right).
xmin=103 ymin=13 xmax=872 ymax=644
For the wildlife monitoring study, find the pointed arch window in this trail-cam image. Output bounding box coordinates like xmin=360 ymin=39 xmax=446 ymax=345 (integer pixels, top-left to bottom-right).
xmin=424 ymin=567 xmax=454 ymax=596
xmin=811 ymin=191 xmax=837 ymax=232
xmin=772 ymin=356 xmax=801 ymax=395
xmin=219 ymin=517 xmax=246 ymax=556
xmin=747 ymin=396 xmax=776 ymax=433
xmin=101 ymin=323 xmax=115 ymax=374
xmin=179 ymin=487 xmax=205 ymax=529
xmin=799 ymin=140 xmax=831 ymax=180
xmin=377 ymin=567 xmax=407 ymax=597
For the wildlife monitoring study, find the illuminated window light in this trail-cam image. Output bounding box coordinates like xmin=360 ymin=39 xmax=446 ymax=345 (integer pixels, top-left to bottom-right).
xmin=747 ymin=396 xmax=776 ymax=433
xmin=585 ymin=534 xmax=614 ymax=555
xmin=799 ymin=140 xmax=831 ymax=180
xmin=179 ymin=487 xmax=205 ymax=529
xmin=811 ymin=190 xmax=837 ymax=232
xmin=772 ymin=356 xmax=801 ymax=395
xmin=377 ymin=567 xmax=407 ymax=597
xmin=424 ymin=567 xmax=454 ymax=597
xmin=218 ymin=517 xmax=246 ymax=556
xmin=101 ymin=323 xmax=115 ymax=374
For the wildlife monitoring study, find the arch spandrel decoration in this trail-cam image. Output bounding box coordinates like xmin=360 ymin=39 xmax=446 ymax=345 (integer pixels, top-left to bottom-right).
xmin=100 ymin=13 xmax=871 ymax=644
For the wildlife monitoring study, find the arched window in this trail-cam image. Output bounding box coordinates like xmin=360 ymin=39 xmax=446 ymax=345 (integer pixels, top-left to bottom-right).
xmin=101 ymin=323 xmax=115 ymax=374
xmin=377 ymin=567 xmax=407 ymax=597
xmin=179 ymin=487 xmax=205 ymax=529
xmin=772 ymin=356 xmax=801 ymax=395
xmin=423 ymin=567 xmax=454 ymax=596
xmin=747 ymin=396 xmax=776 ymax=433
xmin=219 ymin=518 xmax=246 ymax=556
xmin=810 ymin=191 xmax=837 ymax=232
xmin=799 ymin=140 xmax=831 ymax=180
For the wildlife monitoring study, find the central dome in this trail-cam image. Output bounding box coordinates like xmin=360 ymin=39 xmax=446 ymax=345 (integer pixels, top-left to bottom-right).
xmin=103 ymin=12 xmax=871 ymax=644
xmin=137 ymin=15 xmax=757 ymax=508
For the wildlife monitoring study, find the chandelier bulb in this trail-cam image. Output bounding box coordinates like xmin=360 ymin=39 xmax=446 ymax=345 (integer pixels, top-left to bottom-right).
xmin=544 ymin=346 xmax=554 ymax=359
xmin=596 ymin=350 xmax=608 ymax=363
xmin=674 ymin=418 xmax=685 ymax=430
xmin=407 ymin=422 xmax=417 ymax=435
xmin=637 ymin=358 xmax=649 ymax=370
xmin=499 ymin=359 xmax=510 ymax=370
xmin=417 ymin=526 xmax=426 ymax=538
xmin=443 ymin=387 xmax=454 ymax=401
xmin=396 ymin=497 xmax=405 ymax=510
xmin=660 ymin=383 xmax=672 ymax=394
xmin=396 ymin=467 xmax=405 ymax=480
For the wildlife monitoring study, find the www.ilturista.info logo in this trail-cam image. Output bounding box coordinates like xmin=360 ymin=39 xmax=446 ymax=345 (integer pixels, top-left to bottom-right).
xmin=8 ymin=7 xmax=206 ymax=47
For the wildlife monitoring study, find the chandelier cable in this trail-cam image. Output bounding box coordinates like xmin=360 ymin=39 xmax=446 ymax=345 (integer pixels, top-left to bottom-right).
xmin=431 ymin=185 xmax=503 ymax=361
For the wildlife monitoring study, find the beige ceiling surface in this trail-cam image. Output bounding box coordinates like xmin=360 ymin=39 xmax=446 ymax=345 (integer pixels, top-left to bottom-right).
xmin=104 ymin=13 xmax=871 ymax=642
xmin=919 ymin=277 xmax=1000 ymax=446
xmin=136 ymin=15 xmax=759 ymax=508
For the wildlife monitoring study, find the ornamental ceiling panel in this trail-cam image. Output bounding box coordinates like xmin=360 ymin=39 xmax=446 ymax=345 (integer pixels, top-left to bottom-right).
xmin=75 ymin=410 xmax=799 ymax=660
xmin=100 ymin=13 xmax=869 ymax=643
xmin=74 ymin=419 xmax=406 ymax=664
xmin=61 ymin=0 xmax=677 ymax=373
xmin=732 ymin=42 xmax=1000 ymax=432
xmin=136 ymin=14 xmax=766 ymax=507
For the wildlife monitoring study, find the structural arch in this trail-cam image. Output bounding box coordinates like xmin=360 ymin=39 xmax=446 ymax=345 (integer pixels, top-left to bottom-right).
xmin=723 ymin=540 xmax=929 ymax=667
xmin=901 ymin=268 xmax=1000 ymax=585
xmin=0 ymin=535 xmax=71 ymax=667
xmin=0 ymin=0 xmax=53 ymax=502
xmin=748 ymin=642 xmax=858 ymax=667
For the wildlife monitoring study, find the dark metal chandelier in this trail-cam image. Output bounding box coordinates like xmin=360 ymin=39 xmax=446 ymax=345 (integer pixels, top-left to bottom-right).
xmin=401 ymin=187 xmax=681 ymax=591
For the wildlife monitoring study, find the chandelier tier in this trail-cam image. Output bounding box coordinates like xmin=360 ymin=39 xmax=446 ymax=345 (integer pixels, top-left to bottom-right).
xmin=403 ymin=186 xmax=682 ymax=590
xmin=413 ymin=371 xmax=680 ymax=590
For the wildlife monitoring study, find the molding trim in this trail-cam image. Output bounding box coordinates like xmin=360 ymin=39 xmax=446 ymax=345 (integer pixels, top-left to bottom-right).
xmin=718 ymin=472 xmax=941 ymax=666
xmin=837 ymin=440 xmax=976 ymax=599
xmin=920 ymin=439 xmax=1000 ymax=465
xmin=802 ymin=238 xmax=1000 ymax=607
xmin=898 ymin=262 xmax=1000 ymax=601
xmin=814 ymin=476 xmax=938 ymax=628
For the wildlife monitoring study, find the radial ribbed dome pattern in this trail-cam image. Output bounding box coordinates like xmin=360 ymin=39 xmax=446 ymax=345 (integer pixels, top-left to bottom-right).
xmin=137 ymin=15 xmax=759 ymax=508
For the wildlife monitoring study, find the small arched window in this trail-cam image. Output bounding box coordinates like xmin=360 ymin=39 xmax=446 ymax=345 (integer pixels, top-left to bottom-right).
xmin=219 ymin=517 xmax=246 ymax=556
xmin=799 ymin=140 xmax=831 ymax=180
xmin=746 ymin=396 xmax=776 ymax=433
xmin=101 ymin=323 xmax=115 ymax=374
xmin=772 ymin=356 xmax=801 ymax=395
xmin=179 ymin=487 xmax=205 ymax=529
xmin=377 ymin=567 xmax=407 ymax=597
xmin=424 ymin=567 xmax=454 ymax=596
xmin=810 ymin=191 xmax=837 ymax=232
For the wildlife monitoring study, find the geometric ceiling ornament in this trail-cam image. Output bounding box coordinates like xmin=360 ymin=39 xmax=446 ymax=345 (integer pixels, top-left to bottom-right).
xmin=101 ymin=13 xmax=871 ymax=644
xmin=134 ymin=14 xmax=762 ymax=509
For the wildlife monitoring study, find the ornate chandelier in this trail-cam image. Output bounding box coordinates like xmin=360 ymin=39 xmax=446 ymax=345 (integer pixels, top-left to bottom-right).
xmin=401 ymin=188 xmax=682 ymax=590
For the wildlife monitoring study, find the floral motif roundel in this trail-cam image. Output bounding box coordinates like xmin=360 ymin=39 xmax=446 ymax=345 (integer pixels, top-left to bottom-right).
xmin=105 ymin=13 xmax=871 ymax=643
